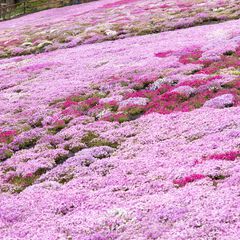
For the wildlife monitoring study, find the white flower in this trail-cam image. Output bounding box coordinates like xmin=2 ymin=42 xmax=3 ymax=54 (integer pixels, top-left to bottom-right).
xmin=105 ymin=29 xmax=117 ymax=36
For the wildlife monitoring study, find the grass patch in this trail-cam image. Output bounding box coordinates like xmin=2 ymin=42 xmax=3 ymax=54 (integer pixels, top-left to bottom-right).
xmin=57 ymin=173 xmax=74 ymax=184
xmin=18 ymin=137 xmax=39 ymax=150
xmin=11 ymin=168 xmax=47 ymax=193
xmin=81 ymin=132 xmax=119 ymax=148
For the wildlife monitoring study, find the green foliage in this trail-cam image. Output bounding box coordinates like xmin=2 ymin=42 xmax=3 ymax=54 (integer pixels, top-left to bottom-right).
xmin=104 ymin=103 xmax=118 ymax=112
xmin=81 ymin=132 xmax=119 ymax=148
xmin=118 ymin=115 xmax=129 ymax=123
xmin=223 ymin=51 xmax=235 ymax=56
xmin=193 ymin=101 xmax=203 ymax=109
xmin=58 ymin=173 xmax=74 ymax=184
xmin=4 ymin=149 xmax=13 ymax=159
xmin=230 ymin=70 xmax=240 ymax=75
xmin=81 ymin=132 xmax=99 ymax=146
xmin=48 ymin=124 xmax=65 ymax=134
xmin=120 ymin=81 xmax=129 ymax=87
xmin=64 ymin=144 xmax=85 ymax=153
xmin=88 ymin=138 xmax=119 ymax=148
xmin=124 ymin=106 xmax=145 ymax=120
xmin=221 ymin=80 xmax=237 ymax=89
xmin=128 ymin=106 xmax=144 ymax=115
xmin=3 ymin=166 xmax=16 ymax=174
xmin=71 ymin=92 xmax=107 ymax=103
xmin=133 ymin=80 xmax=153 ymax=90
xmin=11 ymin=168 xmax=47 ymax=193
xmin=18 ymin=137 xmax=39 ymax=150
xmin=55 ymin=154 xmax=70 ymax=165
xmin=209 ymin=174 xmax=229 ymax=180
xmin=49 ymin=98 xmax=65 ymax=106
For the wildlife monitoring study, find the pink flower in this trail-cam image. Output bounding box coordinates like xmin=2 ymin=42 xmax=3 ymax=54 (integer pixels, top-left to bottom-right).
xmin=206 ymin=151 xmax=240 ymax=161
xmin=173 ymin=174 xmax=206 ymax=187
xmin=154 ymin=51 xmax=173 ymax=58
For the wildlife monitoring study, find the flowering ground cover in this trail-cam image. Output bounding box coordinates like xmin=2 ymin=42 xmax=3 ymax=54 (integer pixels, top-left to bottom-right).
xmin=0 ymin=1 xmax=240 ymax=239
xmin=1 ymin=0 xmax=240 ymax=58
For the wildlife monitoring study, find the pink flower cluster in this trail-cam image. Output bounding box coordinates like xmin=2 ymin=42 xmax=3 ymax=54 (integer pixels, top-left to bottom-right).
xmin=0 ymin=1 xmax=240 ymax=239
xmin=0 ymin=130 xmax=17 ymax=144
xmin=0 ymin=0 xmax=240 ymax=58
xmin=173 ymin=174 xmax=206 ymax=187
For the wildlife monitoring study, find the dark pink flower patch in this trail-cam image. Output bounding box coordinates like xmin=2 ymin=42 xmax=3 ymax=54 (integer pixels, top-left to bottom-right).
xmin=55 ymin=45 xmax=240 ymax=124
xmin=195 ymin=150 xmax=240 ymax=165
xmin=198 ymin=66 xmax=219 ymax=75
xmin=159 ymin=4 xmax=170 ymax=9
xmin=62 ymin=108 xmax=83 ymax=117
xmin=198 ymin=52 xmax=240 ymax=74
xmin=207 ymin=75 xmax=222 ymax=81
xmin=62 ymin=96 xmax=100 ymax=117
xmin=173 ymin=174 xmax=206 ymax=187
xmin=179 ymin=79 xmax=207 ymax=88
xmin=236 ymin=47 xmax=240 ymax=57
xmin=82 ymin=97 xmax=100 ymax=109
xmin=206 ymin=151 xmax=240 ymax=161
xmin=160 ymin=91 xmax=188 ymax=102
xmin=179 ymin=49 xmax=203 ymax=64
xmin=0 ymin=130 xmax=17 ymax=144
xmin=154 ymin=51 xmax=173 ymax=58
xmin=63 ymin=99 xmax=78 ymax=108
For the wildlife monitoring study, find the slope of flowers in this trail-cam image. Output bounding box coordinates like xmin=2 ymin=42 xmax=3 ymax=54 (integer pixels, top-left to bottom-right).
xmin=0 ymin=5 xmax=240 ymax=240
xmin=1 ymin=0 xmax=240 ymax=58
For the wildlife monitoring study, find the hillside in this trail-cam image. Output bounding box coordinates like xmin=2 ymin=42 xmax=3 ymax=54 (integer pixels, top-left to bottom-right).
xmin=0 ymin=0 xmax=240 ymax=239
xmin=1 ymin=0 xmax=240 ymax=58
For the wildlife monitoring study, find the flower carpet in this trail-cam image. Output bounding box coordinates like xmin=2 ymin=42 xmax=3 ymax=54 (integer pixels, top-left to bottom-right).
xmin=0 ymin=0 xmax=240 ymax=239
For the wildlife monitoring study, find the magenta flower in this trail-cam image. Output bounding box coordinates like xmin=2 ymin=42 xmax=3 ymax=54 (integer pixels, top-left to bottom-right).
xmin=173 ymin=174 xmax=206 ymax=187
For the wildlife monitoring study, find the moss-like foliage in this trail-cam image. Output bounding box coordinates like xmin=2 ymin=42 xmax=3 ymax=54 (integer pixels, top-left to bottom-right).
xmin=11 ymin=168 xmax=47 ymax=193
xmin=1 ymin=149 xmax=13 ymax=162
xmin=125 ymin=106 xmax=145 ymax=120
xmin=209 ymin=174 xmax=229 ymax=180
xmin=48 ymin=124 xmax=65 ymax=134
xmin=3 ymin=166 xmax=16 ymax=174
xmin=230 ymin=70 xmax=240 ymax=76
xmin=18 ymin=137 xmax=39 ymax=150
xmin=55 ymin=153 xmax=70 ymax=165
xmin=64 ymin=144 xmax=85 ymax=154
xmin=71 ymin=95 xmax=91 ymax=102
xmin=88 ymin=138 xmax=119 ymax=148
xmin=22 ymin=124 xmax=33 ymax=132
xmin=223 ymin=51 xmax=235 ymax=56
xmin=70 ymin=92 xmax=108 ymax=103
xmin=120 ymin=81 xmax=129 ymax=87
xmin=132 ymin=80 xmax=153 ymax=90
xmin=104 ymin=102 xmax=118 ymax=112
xmin=81 ymin=132 xmax=99 ymax=145
xmin=81 ymin=132 xmax=119 ymax=148
xmin=81 ymin=159 xmax=93 ymax=167
xmin=57 ymin=173 xmax=74 ymax=184
xmin=49 ymin=98 xmax=65 ymax=106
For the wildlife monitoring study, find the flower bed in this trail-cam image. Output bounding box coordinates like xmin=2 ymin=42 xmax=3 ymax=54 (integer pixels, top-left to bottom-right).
xmin=0 ymin=2 xmax=240 ymax=239
xmin=0 ymin=0 xmax=240 ymax=58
